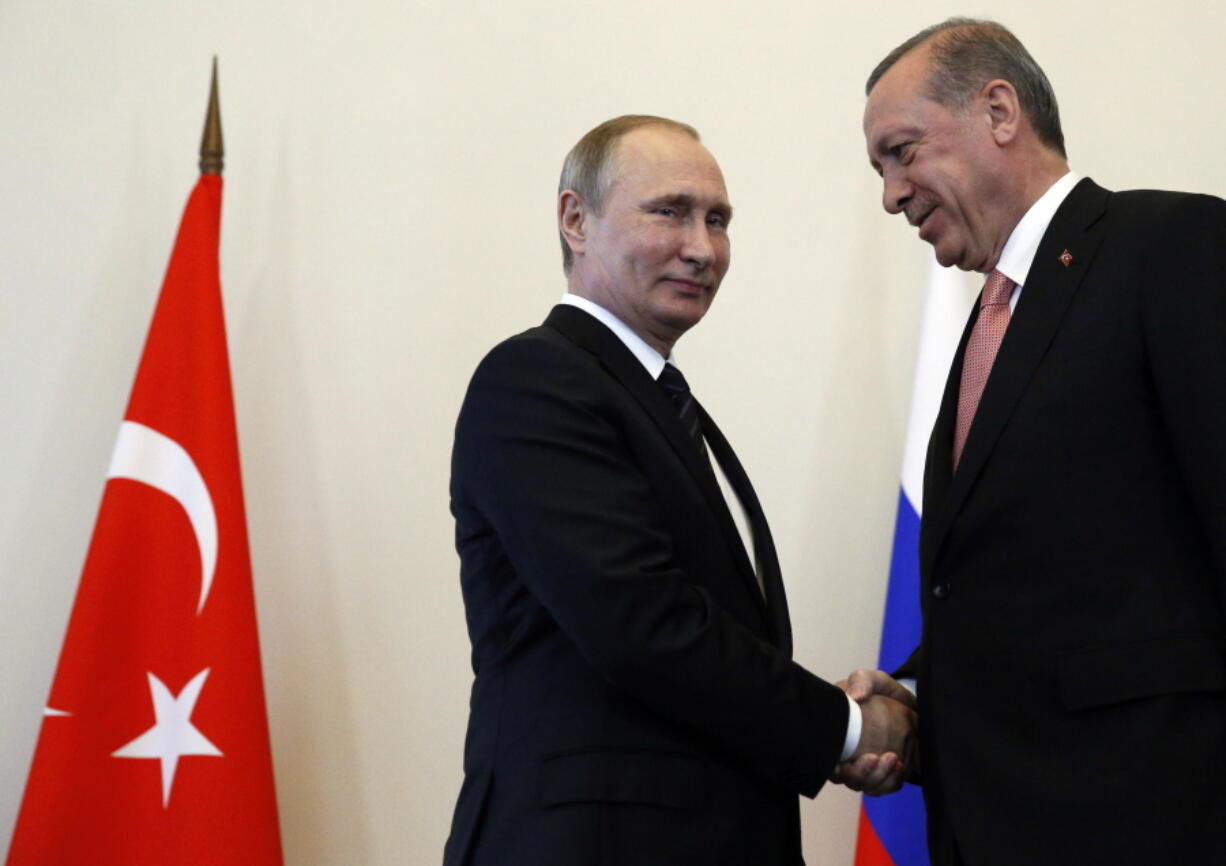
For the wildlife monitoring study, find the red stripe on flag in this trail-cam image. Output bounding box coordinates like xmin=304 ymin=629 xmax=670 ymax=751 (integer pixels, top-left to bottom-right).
xmin=854 ymin=804 xmax=896 ymax=866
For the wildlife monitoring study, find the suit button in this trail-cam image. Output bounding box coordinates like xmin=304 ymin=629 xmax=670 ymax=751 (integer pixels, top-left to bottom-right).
xmin=931 ymin=582 xmax=950 ymax=599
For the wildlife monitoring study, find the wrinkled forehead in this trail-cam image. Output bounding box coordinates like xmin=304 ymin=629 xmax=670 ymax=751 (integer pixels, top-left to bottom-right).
xmin=863 ymin=55 xmax=939 ymax=159
xmin=863 ymin=44 xmax=935 ymax=130
xmin=609 ymin=127 xmax=708 ymax=172
xmin=610 ymin=128 xmax=730 ymax=200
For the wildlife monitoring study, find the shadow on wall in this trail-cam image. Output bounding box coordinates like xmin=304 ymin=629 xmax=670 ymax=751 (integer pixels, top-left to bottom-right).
xmin=231 ymin=127 xmax=375 ymax=866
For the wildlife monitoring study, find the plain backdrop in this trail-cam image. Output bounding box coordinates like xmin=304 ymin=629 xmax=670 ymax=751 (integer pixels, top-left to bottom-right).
xmin=3 ymin=2 xmax=1224 ymax=863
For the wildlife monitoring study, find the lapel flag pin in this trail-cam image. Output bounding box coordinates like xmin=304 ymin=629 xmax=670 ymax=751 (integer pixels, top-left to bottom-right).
xmin=1059 ymin=249 xmax=1073 ymax=267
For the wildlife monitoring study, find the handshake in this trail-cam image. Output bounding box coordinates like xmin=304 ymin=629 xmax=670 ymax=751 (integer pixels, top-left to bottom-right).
xmin=830 ymin=669 xmax=917 ymax=797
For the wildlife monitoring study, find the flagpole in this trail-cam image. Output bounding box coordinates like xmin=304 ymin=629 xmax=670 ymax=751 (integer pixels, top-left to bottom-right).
xmin=199 ymin=58 xmax=223 ymax=176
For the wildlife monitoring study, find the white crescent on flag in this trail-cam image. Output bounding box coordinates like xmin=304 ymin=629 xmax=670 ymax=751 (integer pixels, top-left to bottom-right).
xmin=106 ymin=420 xmax=218 ymax=614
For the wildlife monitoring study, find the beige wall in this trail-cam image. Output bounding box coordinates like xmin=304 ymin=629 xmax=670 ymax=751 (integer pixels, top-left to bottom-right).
xmin=3 ymin=2 xmax=1224 ymax=863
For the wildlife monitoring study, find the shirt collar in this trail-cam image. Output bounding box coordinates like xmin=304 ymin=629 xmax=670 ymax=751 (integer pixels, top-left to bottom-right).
xmin=995 ymin=171 xmax=1079 ymax=288
xmin=559 ymin=293 xmax=671 ymax=379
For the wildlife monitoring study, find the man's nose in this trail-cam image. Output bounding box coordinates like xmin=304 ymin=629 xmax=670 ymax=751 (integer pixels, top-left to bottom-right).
xmin=681 ymin=221 xmax=715 ymax=267
xmin=882 ymin=169 xmax=913 ymax=215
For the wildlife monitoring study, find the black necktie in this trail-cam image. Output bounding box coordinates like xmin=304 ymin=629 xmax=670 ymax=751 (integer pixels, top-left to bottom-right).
xmin=658 ymin=364 xmax=708 ymax=459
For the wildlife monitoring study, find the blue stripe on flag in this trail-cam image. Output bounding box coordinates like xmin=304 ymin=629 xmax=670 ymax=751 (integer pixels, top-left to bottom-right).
xmin=863 ymin=488 xmax=929 ymax=866
xmin=876 ymin=489 xmax=923 ymax=672
xmin=864 ymin=781 xmax=928 ymax=866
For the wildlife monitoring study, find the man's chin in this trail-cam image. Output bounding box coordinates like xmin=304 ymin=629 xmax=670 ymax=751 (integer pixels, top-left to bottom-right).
xmin=657 ymin=300 xmax=710 ymax=336
xmin=932 ymin=241 xmax=976 ymax=271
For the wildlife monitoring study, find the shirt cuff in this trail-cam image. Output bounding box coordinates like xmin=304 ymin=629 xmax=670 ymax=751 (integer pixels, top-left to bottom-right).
xmin=840 ymin=692 xmax=862 ymax=762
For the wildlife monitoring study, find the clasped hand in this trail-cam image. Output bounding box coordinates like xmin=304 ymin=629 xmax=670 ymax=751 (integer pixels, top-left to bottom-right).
xmin=830 ymin=669 xmax=917 ymax=797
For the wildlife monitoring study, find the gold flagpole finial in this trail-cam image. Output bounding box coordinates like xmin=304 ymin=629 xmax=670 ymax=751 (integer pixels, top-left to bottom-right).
xmin=199 ymin=57 xmax=224 ymax=175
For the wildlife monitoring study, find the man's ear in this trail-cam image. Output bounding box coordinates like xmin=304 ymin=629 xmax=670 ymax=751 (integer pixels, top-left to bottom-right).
xmin=981 ymin=78 xmax=1021 ymax=146
xmin=558 ymin=190 xmax=590 ymax=259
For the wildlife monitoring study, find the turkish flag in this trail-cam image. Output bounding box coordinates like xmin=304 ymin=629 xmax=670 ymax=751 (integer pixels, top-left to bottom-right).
xmin=6 ymin=173 xmax=283 ymax=864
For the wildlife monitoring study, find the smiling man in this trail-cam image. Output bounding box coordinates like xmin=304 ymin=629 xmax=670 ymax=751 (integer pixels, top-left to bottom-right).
xmin=849 ymin=18 xmax=1226 ymax=866
xmin=442 ymin=115 xmax=914 ymax=865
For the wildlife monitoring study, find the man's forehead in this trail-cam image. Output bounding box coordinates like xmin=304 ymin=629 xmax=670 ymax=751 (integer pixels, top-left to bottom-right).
xmin=865 ymin=44 xmax=933 ymax=116
xmin=864 ymin=94 xmax=923 ymax=143
xmin=610 ymin=131 xmax=729 ymax=199
xmin=864 ymin=50 xmax=937 ymax=144
xmin=613 ymin=127 xmax=710 ymax=171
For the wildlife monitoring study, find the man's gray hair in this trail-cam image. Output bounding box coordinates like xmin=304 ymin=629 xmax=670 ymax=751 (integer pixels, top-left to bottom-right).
xmin=866 ymin=18 xmax=1066 ymax=158
xmin=558 ymin=115 xmax=700 ymax=274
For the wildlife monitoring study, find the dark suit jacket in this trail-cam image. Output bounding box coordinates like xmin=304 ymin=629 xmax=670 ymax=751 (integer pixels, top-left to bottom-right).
xmin=443 ymin=304 xmax=849 ymax=866
xmin=911 ymin=179 xmax=1226 ymax=865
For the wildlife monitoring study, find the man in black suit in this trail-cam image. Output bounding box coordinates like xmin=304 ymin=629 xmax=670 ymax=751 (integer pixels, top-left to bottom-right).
xmin=443 ymin=115 xmax=915 ymax=865
xmin=846 ymin=17 xmax=1226 ymax=865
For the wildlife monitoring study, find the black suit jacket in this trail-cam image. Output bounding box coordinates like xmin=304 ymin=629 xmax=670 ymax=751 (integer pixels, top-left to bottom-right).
xmin=443 ymin=305 xmax=848 ymax=866
xmin=912 ymin=179 xmax=1226 ymax=865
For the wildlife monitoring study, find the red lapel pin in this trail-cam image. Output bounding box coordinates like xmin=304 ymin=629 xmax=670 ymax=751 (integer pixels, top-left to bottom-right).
xmin=1059 ymin=249 xmax=1073 ymax=267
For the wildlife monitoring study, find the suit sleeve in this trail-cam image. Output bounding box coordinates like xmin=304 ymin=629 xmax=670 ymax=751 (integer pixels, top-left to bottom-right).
xmin=1141 ymin=195 xmax=1226 ymax=593
xmin=453 ymin=336 xmax=850 ymax=797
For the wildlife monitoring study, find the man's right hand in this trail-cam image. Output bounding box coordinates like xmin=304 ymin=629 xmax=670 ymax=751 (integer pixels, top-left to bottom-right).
xmin=830 ymin=670 xmax=917 ymax=796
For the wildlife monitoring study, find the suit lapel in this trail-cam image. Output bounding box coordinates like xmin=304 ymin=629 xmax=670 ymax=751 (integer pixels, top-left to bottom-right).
xmin=919 ymin=306 xmax=976 ymax=577
xmin=544 ymin=305 xmax=771 ymax=629
xmin=922 ymin=179 xmax=1110 ymax=577
xmin=700 ymin=408 xmax=785 ymax=648
xmin=924 ymin=310 xmax=976 ymax=515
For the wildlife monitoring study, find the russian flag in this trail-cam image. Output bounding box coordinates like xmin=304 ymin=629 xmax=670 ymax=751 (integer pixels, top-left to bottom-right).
xmin=854 ymin=256 xmax=976 ymax=866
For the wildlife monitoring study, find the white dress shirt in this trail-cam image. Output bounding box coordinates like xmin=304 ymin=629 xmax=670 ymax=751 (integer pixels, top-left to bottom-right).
xmin=996 ymin=171 xmax=1080 ymax=310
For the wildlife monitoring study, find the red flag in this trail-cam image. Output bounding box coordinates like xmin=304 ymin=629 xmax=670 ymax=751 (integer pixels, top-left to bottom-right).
xmin=6 ymin=171 xmax=283 ymax=864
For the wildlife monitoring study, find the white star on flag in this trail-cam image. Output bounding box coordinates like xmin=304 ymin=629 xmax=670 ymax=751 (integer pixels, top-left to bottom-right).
xmin=113 ymin=668 xmax=223 ymax=807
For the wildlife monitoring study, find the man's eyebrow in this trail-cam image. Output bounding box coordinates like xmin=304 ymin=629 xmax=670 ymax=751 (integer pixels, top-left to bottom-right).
xmin=870 ymin=123 xmax=920 ymax=160
xmin=867 ymin=130 xmax=905 ymax=177
xmin=868 ymin=133 xmax=892 ymax=161
xmin=642 ymin=193 xmax=734 ymax=220
xmin=642 ymin=193 xmax=695 ymax=210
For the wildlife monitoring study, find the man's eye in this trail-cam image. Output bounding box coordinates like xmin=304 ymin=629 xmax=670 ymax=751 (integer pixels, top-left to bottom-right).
xmin=657 ymin=207 xmax=677 ymax=217
xmin=892 ymin=142 xmax=913 ymax=161
xmin=706 ymin=214 xmax=727 ymax=228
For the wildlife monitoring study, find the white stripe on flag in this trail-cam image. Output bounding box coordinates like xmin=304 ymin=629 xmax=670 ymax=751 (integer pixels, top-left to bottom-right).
xmin=899 ymin=255 xmax=979 ymax=510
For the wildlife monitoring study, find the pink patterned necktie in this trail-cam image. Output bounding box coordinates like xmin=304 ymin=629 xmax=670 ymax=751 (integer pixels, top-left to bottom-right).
xmin=953 ymin=269 xmax=1016 ymax=469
